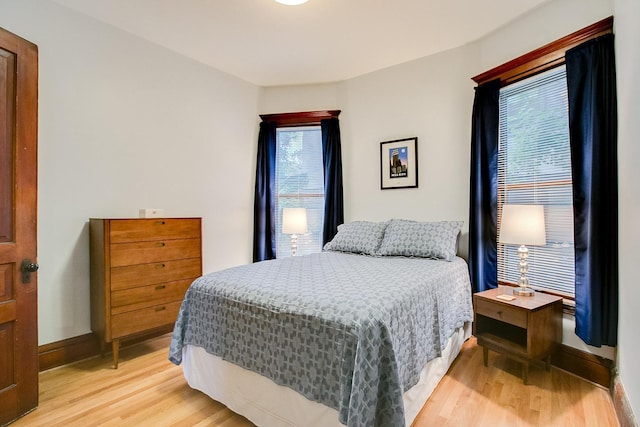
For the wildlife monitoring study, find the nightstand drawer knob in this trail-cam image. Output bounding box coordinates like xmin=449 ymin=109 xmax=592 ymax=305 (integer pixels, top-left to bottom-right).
xmin=497 ymin=310 xmax=502 ymax=316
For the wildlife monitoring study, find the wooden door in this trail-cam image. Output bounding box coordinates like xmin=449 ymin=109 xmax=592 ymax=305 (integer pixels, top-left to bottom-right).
xmin=0 ymin=27 xmax=38 ymax=425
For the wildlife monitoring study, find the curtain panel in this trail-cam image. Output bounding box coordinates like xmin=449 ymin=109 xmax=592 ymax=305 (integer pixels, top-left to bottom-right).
xmin=252 ymin=121 xmax=277 ymax=262
xmin=468 ymin=79 xmax=500 ymax=293
xmin=321 ymin=118 xmax=344 ymax=245
xmin=566 ymin=33 xmax=618 ymax=347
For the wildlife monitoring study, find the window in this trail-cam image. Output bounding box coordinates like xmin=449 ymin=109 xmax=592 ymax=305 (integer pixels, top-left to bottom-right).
xmin=275 ymin=127 xmax=325 ymax=258
xmin=497 ymin=66 xmax=575 ymax=298
xmin=255 ymin=109 xmax=340 ymax=262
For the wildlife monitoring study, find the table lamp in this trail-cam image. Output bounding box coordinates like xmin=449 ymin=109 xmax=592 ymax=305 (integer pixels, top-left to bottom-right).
xmin=282 ymin=208 xmax=308 ymax=256
xmin=498 ymin=204 xmax=546 ymax=296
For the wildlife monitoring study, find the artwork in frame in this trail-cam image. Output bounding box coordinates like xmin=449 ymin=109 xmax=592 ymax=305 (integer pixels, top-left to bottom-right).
xmin=380 ymin=137 xmax=418 ymax=190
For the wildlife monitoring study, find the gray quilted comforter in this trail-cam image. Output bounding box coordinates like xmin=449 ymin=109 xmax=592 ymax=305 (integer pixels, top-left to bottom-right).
xmin=169 ymin=252 xmax=473 ymax=427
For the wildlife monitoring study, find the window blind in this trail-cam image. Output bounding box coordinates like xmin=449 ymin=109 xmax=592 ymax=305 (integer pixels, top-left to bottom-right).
xmin=497 ymin=66 xmax=575 ymax=297
xmin=275 ymin=127 xmax=325 ymax=258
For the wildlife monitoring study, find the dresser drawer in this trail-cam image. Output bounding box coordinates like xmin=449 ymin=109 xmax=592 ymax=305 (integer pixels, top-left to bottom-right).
xmin=110 ymin=238 xmax=201 ymax=267
xmin=111 ymin=301 xmax=182 ymax=339
xmin=111 ymin=279 xmax=191 ymax=313
xmin=109 ymin=219 xmax=200 ymax=243
xmin=475 ymin=298 xmax=527 ymax=328
xmin=110 ymin=258 xmax=201 ymax=291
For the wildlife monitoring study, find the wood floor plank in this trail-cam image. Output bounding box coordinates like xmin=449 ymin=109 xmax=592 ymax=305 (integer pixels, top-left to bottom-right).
xmin=10 ymin=334 xmax=618 ymax=427
xmin=415 ymin=338 xmax=618 ymax=427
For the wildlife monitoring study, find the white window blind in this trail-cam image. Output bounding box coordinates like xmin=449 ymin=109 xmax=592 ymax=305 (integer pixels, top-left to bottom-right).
xmin=497 ymin=66 xmax=575 ymax=298
xmin=275 ymin=126 xmax=325 ymax=258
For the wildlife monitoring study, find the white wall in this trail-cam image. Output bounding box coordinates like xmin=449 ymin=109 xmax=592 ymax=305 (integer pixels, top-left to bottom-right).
xmin=259 ymin=48 xmax=477 ymax=228
xmin=338 ymin=46 xmax=476 ymax=225
xmin=474 ymin=0 xmax=614 ymax=76
xmin=259 ymin=83 xmax=340 ymax=115
xmin=615 ymin=0 xmax=640 ymax=421
xmin=0 ymin=0 xmax=260 ymax=344
xmin=261 ymin=0 xmax=616 ymax=358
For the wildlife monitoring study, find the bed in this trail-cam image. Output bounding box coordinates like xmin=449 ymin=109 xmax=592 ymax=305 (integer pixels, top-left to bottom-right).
xmin=169 ymin=219 xmax=474 ymax=427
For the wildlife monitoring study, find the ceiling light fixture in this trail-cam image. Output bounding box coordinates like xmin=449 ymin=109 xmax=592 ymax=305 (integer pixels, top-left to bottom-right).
xmin=275 ymin=0 xmax=309 ymax=5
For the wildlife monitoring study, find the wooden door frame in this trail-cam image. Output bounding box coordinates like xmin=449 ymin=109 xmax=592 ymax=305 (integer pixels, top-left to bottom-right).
xmin=0 ymin=26 xmax=39 ymax=425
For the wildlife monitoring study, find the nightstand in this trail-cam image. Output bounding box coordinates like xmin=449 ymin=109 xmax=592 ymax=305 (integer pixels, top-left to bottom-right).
xmin=473 ymin=288 xmax=562 ymax=384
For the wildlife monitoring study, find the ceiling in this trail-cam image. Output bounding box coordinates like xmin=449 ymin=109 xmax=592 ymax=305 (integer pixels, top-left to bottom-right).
xmin=51 ymin=0 xmax=551 ymax=87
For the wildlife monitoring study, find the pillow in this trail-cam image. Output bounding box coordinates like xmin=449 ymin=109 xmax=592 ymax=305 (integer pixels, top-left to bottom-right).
xmin=377 ymin=219 xmax=463 ymax=261
xmin=323 ymin=221 xmax=388 ymax=256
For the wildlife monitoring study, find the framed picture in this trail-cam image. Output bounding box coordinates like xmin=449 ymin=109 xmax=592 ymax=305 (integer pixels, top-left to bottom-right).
xmin=380 ymin=137 xmax=418 ymax=190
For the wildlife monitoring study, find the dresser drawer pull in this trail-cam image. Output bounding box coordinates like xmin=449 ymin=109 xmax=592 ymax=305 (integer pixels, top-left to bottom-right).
xmin=155 ymin=306 xmax=166 ymax=312
xmin=497 ymin=310 xmax=502 ymax=316
xmin=155 ymin=285 xmax=166 ymax=291
xmin=155 ymin=242 xmax=166 ymax=247
xmin=155 ymin=220 xmax=166 ymax=225
xmin=156 ymin=263 xmax=166 ymax=268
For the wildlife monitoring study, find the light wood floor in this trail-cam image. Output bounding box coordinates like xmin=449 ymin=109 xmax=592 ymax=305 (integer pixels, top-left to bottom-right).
xmin=11 ymin=335 xmax=618 ymax=427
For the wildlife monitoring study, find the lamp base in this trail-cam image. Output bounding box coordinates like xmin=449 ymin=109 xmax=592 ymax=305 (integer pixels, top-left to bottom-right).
xmin=513 ymin=287 xmax=535 ymax=297
xmin=290 ymin=234 xmax=298 ymax=257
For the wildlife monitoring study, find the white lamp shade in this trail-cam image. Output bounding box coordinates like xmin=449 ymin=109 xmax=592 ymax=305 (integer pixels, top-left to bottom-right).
xmin=499 ymin=204 xmax=546 ymax=246
xmin=282 ymin=208 xmax=308 ymax=234
xmin=275 ymin=0 xmax=309 ymax=5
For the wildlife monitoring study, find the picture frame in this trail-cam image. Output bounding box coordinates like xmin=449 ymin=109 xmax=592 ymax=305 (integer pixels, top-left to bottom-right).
xmin=380 ymin=137 xmax=418 ymax=190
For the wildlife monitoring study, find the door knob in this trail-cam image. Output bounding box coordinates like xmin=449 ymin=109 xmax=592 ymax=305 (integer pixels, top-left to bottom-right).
xmin=21 ymin=260 xmax=39 ymax=284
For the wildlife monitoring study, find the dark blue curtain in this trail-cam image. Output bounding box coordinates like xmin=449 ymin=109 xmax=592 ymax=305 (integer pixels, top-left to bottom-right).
xmin=566 ymin=34 xmax=618 ymax=347
xmin=252 ymin=121 xmax=277 ymax=262
xmin=321 ymin=118 xmax=344 ymax=245
xmin=468 ymin=79 xmax=500 ymax=293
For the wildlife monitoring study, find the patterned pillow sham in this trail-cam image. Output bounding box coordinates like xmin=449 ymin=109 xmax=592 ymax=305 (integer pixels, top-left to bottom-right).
xmin=377 ymin=219 xmax=463 ymax=261
xmin=323 ymin=221 xmax=388 ymax=256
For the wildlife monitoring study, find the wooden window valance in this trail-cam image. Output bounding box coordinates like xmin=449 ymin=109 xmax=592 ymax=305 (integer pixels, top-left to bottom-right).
xmin=472 ymin=16 xmax=613 ymax=86
xmin=259 ymin=110 xmax=341 ymax=127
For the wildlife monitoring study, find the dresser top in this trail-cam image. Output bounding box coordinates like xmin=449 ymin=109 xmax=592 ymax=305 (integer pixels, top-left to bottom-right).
xmin=90 ymin=217 xmax=201 ymax=220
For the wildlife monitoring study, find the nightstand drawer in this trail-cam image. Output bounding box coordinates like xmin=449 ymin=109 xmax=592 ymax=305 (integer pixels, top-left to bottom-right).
xmin=476 ymin=298 xmax=527 ymax=328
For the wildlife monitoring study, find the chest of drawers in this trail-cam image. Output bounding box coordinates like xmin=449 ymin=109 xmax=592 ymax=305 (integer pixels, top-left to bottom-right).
xmin=89 ymin=218 xmax=202 ymax=368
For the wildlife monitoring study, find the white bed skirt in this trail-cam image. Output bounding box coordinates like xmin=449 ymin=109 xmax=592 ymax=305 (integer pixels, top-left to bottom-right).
xmin=182 ymin=322 xmax=471 ymax=427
